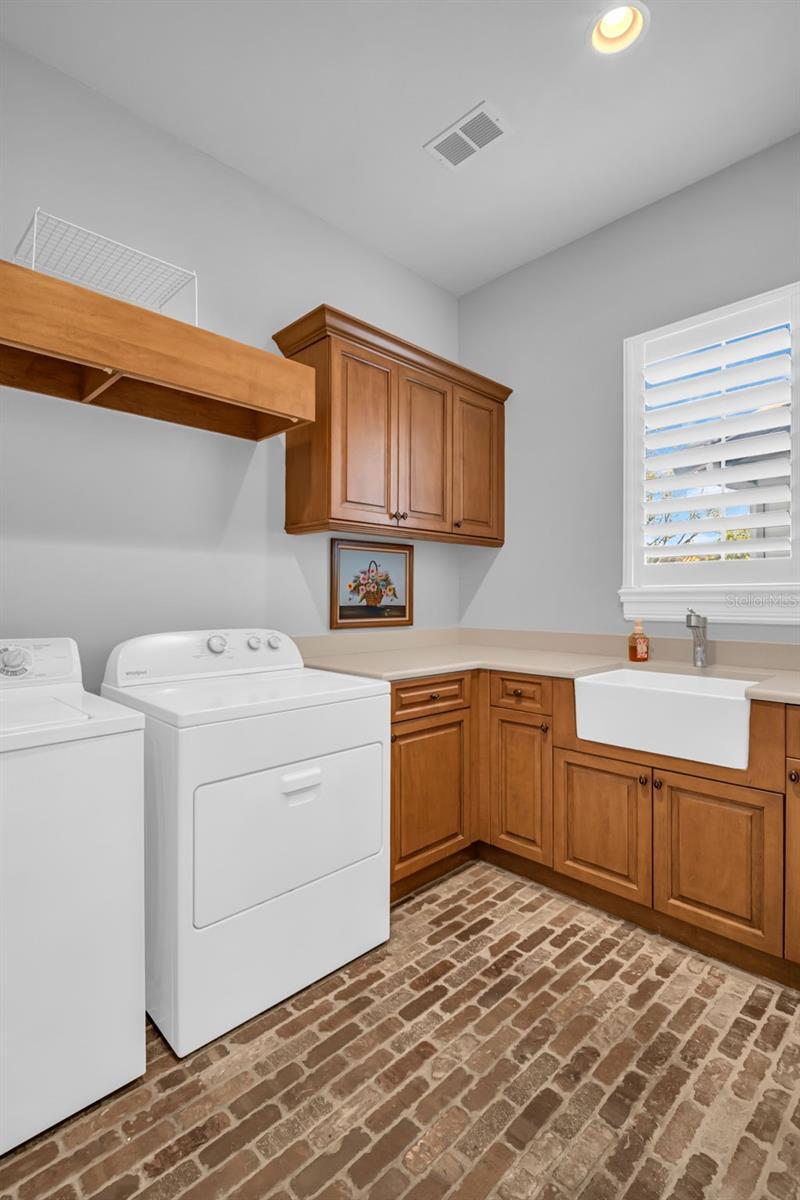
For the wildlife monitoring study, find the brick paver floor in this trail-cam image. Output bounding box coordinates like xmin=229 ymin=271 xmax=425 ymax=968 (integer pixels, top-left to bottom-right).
xmin=2 ymin=862 xmax=799 ymax=1200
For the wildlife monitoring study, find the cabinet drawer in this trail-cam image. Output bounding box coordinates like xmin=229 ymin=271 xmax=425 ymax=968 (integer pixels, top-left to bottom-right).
xmin=392 ymin=672 xmax=471 ymax=722
xmin=490 ymin=672 xmax=552 ymax=715
xmin=788 ymin=707 xmax=800 ymax=759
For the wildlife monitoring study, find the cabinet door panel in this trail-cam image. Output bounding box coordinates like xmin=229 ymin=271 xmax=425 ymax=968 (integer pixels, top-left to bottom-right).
xmin=452 ymin=388 xmax=502 ymax=539
xmin=653 ymin=771 xmax=783 ymax=955
xmin=397 ymin=368 xmax=452 ymax=533
xmin=391 ymin=710 xmax=471 ymax=881
xmin=787 ymin=760 xmax=800 ymax=963
xmin=554 ymin=750 xmax=652 ymax=904
xmin=490 ymin=710 xmax=552 ymax=865
xmin=330 ymin=340 xmax=397 ymax=524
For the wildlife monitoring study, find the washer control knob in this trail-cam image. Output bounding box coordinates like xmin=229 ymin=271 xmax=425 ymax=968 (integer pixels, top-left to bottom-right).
xmin=2 ymin=647 xmax=26 ymax=670
xmin=247 ymin=635 xmax=262 ymax=650
xmin=267 ymin=635 xmax=281 ymax=649
xmin=207 ymin=634 xmax=227 ymax=655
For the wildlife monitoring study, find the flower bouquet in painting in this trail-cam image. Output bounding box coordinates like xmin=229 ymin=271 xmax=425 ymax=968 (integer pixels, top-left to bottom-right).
xmin=348 ymin=560 xmax=397 ymax=607
xmin=331 ymin=540 xmax=413 ymax=628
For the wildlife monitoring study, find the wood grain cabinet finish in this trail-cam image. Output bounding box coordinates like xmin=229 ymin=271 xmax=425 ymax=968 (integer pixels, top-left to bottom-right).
xmin=397 ymin=366 xmax=452 ymax=534
xmin=490 ymin=709 xmax=553 ymax=866
xmin=391 ymin=710 xmax=472 ymax=881
xmin=392 ymin=673 xmax=471 ymax=722
xmin=490 ymin=672 xmax=553 ymax=716
xmin=553 ymin=749 xmax=653 ymax=905
xmin=784 ymin=760 xmax=800 ymax=963
xmin=329 ymin=340 xmax=398 ymax=526
xmin=653 ymin=771 xmax=784 ymax=956
xmin=788 ymin=707 xmax=800 ymax=759
xmin=452 ymin=387 xmax=503 ymax=540
xmin=274 ymin=306 xmax=510 ymax=546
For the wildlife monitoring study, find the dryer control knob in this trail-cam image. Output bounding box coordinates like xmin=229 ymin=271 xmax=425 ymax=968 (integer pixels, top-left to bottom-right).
xmin=2 ymin=647 xmax=25 ymax=669
xmin=207 ymin=634 xmax=227 ymax=654
xmin=247 ymin=636 xmax=262 ymax=650
xmin=267 ymin=635 xmax=281 ymax=649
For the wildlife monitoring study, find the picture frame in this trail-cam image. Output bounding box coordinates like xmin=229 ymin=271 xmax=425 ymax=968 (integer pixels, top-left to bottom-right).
xmin=330 ymin=539 xmax=414 ymax=629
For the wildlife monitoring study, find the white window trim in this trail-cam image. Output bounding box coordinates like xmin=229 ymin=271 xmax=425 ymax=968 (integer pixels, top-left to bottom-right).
xmin=620 ymin=282 xmax=800 ymax=625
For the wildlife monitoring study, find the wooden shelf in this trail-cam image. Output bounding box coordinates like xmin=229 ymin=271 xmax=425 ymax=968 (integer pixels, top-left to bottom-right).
xmin=0 ymin=261 xmax=315 ymax=440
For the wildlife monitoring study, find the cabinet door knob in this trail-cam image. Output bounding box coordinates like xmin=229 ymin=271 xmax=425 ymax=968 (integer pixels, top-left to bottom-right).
xmin=429 ymin=692 xmax=441 ymax=701
xmin=400 ymin=512 xmax=408 ymax=520
xmin=653 ymin=778 xmax=662 ymax=790
xmin=639 ymin=775 xmax=648 ymax=786
xmin=790 ymin=770 xmax=800 ymax=784
xmin=454 ymin=520 xmax=463 ymax=528
xmin=391 ymin=733 xmax=397 ymax=743
xmin=389 ymin=511 xmax=400 ymax=521
xmin=511 ymin=688 xmax=523 ymax=697
xmin=539 ymin=722 xmax=549 ymax=734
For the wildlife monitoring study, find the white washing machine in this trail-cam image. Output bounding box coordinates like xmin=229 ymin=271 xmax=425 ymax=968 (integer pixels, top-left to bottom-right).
xmin=0 ymin=638 xmax=145 ymax=1154
xmin=102 ymin=629 xmax=390 ymax=1058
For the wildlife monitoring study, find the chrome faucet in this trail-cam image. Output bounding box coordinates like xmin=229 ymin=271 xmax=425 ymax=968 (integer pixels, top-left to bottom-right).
xmin=686 ymin=609 xmax=708 ymax=668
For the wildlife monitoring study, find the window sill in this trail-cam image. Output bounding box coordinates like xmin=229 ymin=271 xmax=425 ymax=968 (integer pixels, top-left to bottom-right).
xmin=619 ymin=584 xmax=800 ymax=624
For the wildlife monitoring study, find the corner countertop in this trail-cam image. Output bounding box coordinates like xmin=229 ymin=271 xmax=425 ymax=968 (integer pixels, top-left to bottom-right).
xmin=302 ymin=642 xmax=800 ymax=705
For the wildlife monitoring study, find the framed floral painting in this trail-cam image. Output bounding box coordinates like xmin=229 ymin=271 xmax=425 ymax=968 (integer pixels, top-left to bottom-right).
xmin=329 ymin=539 xmax=414 ymax=629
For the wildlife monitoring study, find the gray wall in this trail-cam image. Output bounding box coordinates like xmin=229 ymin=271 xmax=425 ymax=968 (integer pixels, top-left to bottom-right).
xmin=0 ymin=45 xmax=462 ymax=688
xmin=458 ymin=136 xmax=800 ymax=643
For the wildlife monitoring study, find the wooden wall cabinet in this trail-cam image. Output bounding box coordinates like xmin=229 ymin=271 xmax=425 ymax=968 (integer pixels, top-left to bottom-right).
xmin=490 ymin=709 xmax=552 ymax=866
xmin=274 ymin=306 xmax=511 ymax=546
xmin=553 ymin=749 xmax=653 ymax=905
xmin=653 ymin=771 xmax=784 ymax=956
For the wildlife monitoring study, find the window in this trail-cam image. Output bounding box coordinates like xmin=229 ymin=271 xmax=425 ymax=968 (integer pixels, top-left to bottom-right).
xmin=620 ymin=283 xmax=799 ymax=623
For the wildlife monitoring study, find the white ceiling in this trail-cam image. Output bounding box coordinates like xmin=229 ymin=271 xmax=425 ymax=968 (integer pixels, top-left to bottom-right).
xmin=2 ymin=0 xmax=799 ymax=295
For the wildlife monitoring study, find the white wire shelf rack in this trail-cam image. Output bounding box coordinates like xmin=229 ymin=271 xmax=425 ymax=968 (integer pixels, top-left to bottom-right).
xmin=14 ymin=208 xmax=198 ymax=323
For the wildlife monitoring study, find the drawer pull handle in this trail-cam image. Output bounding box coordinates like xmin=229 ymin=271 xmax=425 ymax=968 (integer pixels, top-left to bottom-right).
xmin=511 ymin=688 xmax=523 ymax=697
xmin=539 ymin=722 xmax=549 ymax=734
xmin=653 ymin=778 xmax=663 ymax=790
xmin=281 ymin=767 xmax=322 ymax=795
xmin=429 ymin=692 xmax=441 ymax=701
xmin=639 ymin=775 xmax=648 ymax=786
xmin=790 ymin=770 xmax=800 ymax=783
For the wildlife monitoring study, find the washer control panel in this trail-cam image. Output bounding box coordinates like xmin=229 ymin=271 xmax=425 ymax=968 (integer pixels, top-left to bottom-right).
xmin=104 ymin=630 xmax=302 ymax=687
xmin=0 ymin=639 xmax=82 ymax=686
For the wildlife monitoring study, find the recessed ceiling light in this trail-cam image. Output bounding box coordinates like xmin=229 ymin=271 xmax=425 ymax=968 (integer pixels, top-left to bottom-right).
xmin=589 ymin=3 xmax=650 ymax=54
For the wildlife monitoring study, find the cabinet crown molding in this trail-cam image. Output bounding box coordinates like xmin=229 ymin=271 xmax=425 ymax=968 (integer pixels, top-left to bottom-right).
xmin=273 ymin=304 xmax=512 ymax=404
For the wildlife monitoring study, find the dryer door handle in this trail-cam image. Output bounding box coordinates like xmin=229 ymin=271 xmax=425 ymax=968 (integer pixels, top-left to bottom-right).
xmin=281 ymin=767 xmax=322 ymax=797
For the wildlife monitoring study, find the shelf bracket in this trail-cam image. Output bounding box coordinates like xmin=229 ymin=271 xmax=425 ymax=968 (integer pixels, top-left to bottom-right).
xmin=81 ymin=366 xmax=122 ymax=404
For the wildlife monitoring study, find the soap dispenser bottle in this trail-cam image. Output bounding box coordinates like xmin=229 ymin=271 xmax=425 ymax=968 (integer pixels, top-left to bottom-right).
xmin=628 ymin=619 xmax=650 ymax=663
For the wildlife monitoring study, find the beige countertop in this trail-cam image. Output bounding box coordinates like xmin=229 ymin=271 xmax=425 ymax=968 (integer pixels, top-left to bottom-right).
xmin=302 ymin=642 xmax=800 ymax=704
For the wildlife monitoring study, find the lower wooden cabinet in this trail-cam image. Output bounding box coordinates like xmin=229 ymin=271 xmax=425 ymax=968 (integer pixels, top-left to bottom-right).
xmin=391 ymin=709 xmax=472 ymax=882
xmin=784 ymin=760 xmax=799 ymax=963
xmin=490 ymin=709 xmax=552 ymax=865
xmin=553 ymin=749 xmax=652 ymax=905
xmin=653 ymin=771 xmax=784 ymax=956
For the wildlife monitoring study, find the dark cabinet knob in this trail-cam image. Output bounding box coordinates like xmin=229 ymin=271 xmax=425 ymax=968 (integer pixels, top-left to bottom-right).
xmin=454 ymin=521 xmax=463 ymax=528
xmin=639 ymin=775 xmax=648 ymax=786
xmin=391 ymin=733 xmax=397 ymax=743
xmin=539 ymin=722 xmax=549 ymax=734
xmin=400 ymin=512 xmax=408 ymax=520
xmin=511 ymin=688 xmax=523 ymax=697
xmin=790 ymin=770 xmax=800 ymax=784
xmin=390 ymin=511 xmax=400 ymax=521
xmin=429 ymin=692 xmax=441 ymax=701
xmin=653 ymin=778 xmax=663 ymax=790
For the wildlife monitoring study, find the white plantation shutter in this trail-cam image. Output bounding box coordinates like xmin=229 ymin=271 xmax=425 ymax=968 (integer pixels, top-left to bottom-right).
xmin=620 ymin=284 xmax=799 ymax=623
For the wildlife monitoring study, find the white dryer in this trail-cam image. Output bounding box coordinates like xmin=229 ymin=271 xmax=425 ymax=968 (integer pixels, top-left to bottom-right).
xmin=102 ymin=629 xmax=390 ymax=1058
xmin=0 ymin=638 xmax=145 ymax=1154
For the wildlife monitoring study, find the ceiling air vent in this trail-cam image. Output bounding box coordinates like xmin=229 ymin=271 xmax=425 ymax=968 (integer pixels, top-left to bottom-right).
xmin=424 ymin=102 xmax=507 ymax=170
